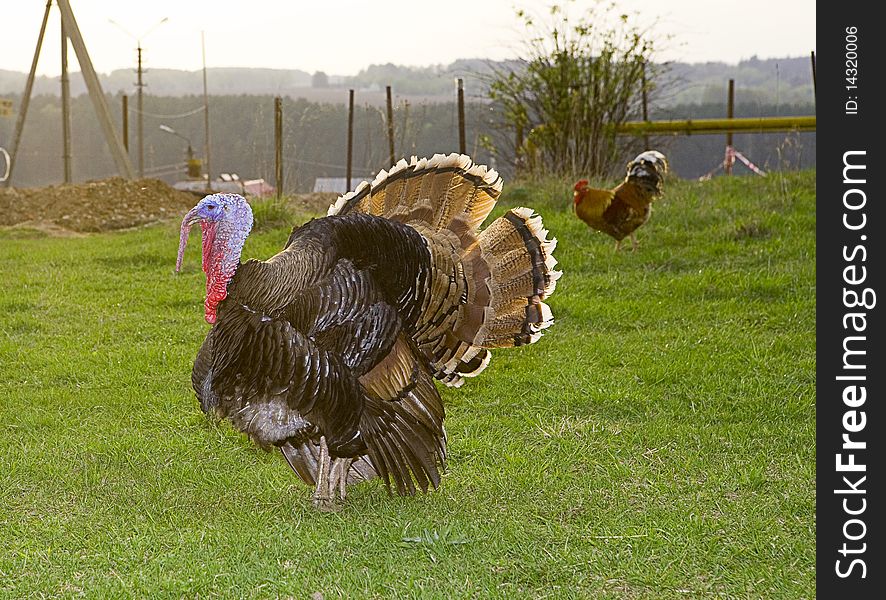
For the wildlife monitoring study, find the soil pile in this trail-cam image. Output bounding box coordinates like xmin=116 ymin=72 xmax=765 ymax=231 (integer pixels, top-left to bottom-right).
xmin=0 ymin=178 xmax=200 ymax=233
xmin=0 ymin=179 xmax=341 ymax=234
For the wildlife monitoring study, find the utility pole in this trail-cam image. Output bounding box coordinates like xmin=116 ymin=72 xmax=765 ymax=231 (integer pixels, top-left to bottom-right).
xmin=109 ymin=16 xmax=167 ymax=179
xmin=202 ymin=31 xmax=212 ymax=191
xmin=59 ymin=0 xmax=133 ymax=179
xmin=136 ymin=45 xmax=144 ymax=177
xmin=60 ymin=17 xmax=72 ymax=183
xmin=4 ymin=0 xmax=52 ymax=188
xmin=7 ymin=1 xmax=133 ymax=186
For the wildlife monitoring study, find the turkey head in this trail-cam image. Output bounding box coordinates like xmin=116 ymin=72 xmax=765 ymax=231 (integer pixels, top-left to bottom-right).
xmin=176 ymin=193 xmax=254 ymax=324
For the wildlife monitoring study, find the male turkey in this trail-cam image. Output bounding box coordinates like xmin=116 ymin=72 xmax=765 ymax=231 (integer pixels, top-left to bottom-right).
xmin=176 ymin=153 xmax=561 ymax=509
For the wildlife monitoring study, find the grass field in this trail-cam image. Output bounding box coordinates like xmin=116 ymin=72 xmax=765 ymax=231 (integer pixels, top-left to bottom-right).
xmin=0 ymin=170 xmax=815 ymax=598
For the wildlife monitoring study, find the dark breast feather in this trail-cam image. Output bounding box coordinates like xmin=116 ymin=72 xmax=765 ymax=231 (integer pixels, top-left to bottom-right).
xmin=201 ymin=304 xmax=364 ymax=451
xmin=191 ymin=213 xmax=450 ymax=493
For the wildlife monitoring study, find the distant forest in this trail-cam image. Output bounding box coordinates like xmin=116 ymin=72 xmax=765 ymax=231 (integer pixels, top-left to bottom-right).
xmin=0 ymin=55 xmax=816 ymax=105
xmin=1 ymin=56 xmax=816 ymax=189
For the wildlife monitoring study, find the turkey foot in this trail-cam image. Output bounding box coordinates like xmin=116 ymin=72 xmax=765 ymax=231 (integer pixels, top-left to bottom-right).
xmin=329 ymin=457 xmax=353 ymax=501
xmin=311 ymin=436 xmax=339 ymax=512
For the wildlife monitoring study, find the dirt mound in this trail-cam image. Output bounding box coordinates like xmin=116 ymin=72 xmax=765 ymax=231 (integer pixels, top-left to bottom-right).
xmin=289 ymin=192 xmax=339 ymax=214
xmin=0 ymin=178 xmax=200 ymax=233
xmin=0 ymin=178 xmax=343 ymax=234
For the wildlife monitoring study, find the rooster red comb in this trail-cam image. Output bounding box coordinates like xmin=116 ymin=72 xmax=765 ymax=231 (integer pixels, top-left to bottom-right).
xmin=573 ymin=179 xmax=589 ymax=191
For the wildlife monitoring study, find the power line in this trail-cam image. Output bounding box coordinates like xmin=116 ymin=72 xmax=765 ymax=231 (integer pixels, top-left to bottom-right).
xmin=130 ymin=106 xmax=205 ymax=119
xmin=291 ymin=157 xmax=375 ymax=172
xmin=143 ymin=162 xmax=184 ymax=173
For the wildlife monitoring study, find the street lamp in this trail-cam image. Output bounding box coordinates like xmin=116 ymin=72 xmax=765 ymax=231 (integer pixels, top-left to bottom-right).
xmin=159 ymin=124 xmax=193 ymax=157
xmin=109 ymin=16 xmax=169 ymax=178
xmin=160 ymin=124 xmax=202 ymax=179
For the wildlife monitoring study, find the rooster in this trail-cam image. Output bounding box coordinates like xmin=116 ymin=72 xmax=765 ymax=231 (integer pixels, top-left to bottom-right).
xmin=573 ymin=150 xmax=668 ymax=250
xmin=176 ymin=154 xmax=560 ymax=510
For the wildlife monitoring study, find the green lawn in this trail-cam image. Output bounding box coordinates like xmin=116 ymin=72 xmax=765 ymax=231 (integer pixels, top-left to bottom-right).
xmin=0 ymin=171 xmax=815 ymax=598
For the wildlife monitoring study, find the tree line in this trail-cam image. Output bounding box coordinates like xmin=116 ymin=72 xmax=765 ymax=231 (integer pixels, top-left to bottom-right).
xmin=0 ymin=91 xmax=814 ymax=190
xmin=2 ymin=3 xmax=816 ymax=189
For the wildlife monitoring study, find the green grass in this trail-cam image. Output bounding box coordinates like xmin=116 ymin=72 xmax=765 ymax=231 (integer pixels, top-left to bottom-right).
xmin=0 ymin=171 xmax=815 ymax=598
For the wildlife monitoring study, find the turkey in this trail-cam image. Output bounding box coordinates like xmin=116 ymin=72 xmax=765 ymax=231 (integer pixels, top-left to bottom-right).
xmin=573 ymin=150 xmax=669 ymax=251
xmin=176 ymin=153 xmax=561 ymax=510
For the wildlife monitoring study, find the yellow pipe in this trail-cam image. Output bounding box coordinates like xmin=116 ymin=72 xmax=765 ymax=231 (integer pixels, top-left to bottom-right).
xmin=616 ymin=116 xmax=816 ymax=135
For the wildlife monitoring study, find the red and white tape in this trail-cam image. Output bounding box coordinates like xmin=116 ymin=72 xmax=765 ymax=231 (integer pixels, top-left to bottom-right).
xmin=699 ymin=145 xmax=767 ymax=180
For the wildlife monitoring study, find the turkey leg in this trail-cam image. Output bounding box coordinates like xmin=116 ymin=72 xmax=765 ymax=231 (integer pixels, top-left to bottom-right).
xmin=311 ymin=436 xmax=338 ymax=511
xmin=329 ymin=457 xmax=354 ymax=501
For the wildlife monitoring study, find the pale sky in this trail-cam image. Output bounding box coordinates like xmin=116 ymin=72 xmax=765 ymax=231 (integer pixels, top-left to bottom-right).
xmin=1 ymin=0 xmax=815 ymax=76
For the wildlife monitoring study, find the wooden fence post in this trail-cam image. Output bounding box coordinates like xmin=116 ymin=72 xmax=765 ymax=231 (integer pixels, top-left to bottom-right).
xmin=515 ymin=122 xmax=524 ymax=177
xmin=641 ymin=60 xmax=650 ymax=150
xmin=274 ymin=96 xmax=283 ymax=198
xmin=810 ymin=51 xmax=817 ymax=98
xmin=122 ymin=95 xmax=129 ymax=153
xmin=386 ymin=85 xmax=395 ymax=166
xmin=725 ymin=79 xmax=735 ymax=175
xmin=457 ymin=78 xmax=466 ymax=154
xmin=347 ymin=89 xmax=354 ymax=191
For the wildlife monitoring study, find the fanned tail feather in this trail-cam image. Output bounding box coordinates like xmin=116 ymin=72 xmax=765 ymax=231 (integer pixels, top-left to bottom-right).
xmin=329 ymin=154 xmax=560 ymax=388
xmin=426 ymin=205 xmax=560 ymax=386
xmin=474 ymin=207 xmax=560 ymax=347
xmin=327 ymin=153 xmax=501 ymax=229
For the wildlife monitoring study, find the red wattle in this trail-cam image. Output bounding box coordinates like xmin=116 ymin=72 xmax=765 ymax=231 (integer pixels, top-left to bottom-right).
xmin=200 ymin=221 xmax=229 ymax=324
xmin=204 ymin=273 xmax=230 ymax=324
xmin=198 ymin=210 xmax=250 ymax=325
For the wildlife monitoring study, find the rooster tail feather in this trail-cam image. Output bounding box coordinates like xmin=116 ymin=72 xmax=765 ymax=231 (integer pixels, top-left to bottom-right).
xmin=624 ymin=150 xmax=668 ymax=196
